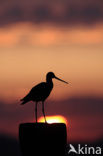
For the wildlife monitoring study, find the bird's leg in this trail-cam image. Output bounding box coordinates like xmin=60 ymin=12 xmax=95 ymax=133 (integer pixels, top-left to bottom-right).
xmin=42 ymin=101 xmax=47 ymax=123
xmin=35 ymin=102 xmax=37 ymax=123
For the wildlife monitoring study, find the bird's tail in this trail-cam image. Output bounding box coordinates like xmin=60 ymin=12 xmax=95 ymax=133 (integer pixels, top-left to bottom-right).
xmin=20 ymin=99 xmax=26 ymax=105
xmin=20 ymin=94 xmax=30 ymax=105
xmin=20 ymin=98 xmax=28 ymax=105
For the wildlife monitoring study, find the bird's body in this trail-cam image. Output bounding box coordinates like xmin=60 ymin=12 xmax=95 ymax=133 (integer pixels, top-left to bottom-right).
xmin=20 ymin=72 xmax=68 ymax=122
xmin=21 ymin=81 xmax=53 ymax=104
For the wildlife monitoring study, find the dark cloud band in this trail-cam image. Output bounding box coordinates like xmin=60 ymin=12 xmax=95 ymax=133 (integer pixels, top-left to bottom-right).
xmin=0 ymin=0 xmax=103 ymax=27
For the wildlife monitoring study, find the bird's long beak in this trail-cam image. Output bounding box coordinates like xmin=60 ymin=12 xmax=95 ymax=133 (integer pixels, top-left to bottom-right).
xmin=55 ymin=76 xmax=68 ymax=84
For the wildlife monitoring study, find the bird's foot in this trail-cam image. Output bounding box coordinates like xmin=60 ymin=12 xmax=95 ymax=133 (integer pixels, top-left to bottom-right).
xmin=45 ymin=120 xmax=47 ymax=124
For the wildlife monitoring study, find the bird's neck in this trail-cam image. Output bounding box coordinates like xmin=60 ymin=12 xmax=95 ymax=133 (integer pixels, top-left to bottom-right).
xmin=46 ymin=77 xmax=53 ymax=84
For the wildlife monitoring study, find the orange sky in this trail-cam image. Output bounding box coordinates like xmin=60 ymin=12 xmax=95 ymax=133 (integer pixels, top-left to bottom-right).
xmin=0 ymin=22 xmax=103 ymax=142
xmin=0 ymin=23 xmax=103 ymax=102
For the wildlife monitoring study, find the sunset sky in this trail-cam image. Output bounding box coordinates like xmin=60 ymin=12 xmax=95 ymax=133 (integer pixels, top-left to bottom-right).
xmin=0 ymin=0 xmax=103 ymax=142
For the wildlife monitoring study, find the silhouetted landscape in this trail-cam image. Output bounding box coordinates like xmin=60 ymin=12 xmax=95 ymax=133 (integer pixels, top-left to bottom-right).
xmin=0 ymin=134 xmax=21 ymax=156
xmin=0 ymin=133 xmax=103 ymax=156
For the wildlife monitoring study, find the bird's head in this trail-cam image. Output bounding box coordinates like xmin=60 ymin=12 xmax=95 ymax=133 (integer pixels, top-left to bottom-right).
xmin=46 ymin=72 xmax=68 ymax=84
xmin=46 ymin=72 xmax=55 ymax=79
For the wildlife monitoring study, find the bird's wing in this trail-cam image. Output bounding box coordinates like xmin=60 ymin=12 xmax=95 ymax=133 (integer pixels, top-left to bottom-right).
xmin=20 ymin=82 xmax=47 ymax=104
xmin=20 ymin=92 xmax=32 ymax=104
xmin=30 ymin=82 xmax=46 ymax=95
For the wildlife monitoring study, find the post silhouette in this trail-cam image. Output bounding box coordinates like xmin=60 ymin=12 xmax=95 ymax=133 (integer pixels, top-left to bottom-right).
xmin=19 ymin=72 xmax=68 ymax=155
xmin=19 ymin=123 xmax=67 ymax=156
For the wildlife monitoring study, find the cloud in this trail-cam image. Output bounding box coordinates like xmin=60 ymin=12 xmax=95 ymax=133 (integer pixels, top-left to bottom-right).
xmin=0 ymin=0 xmax=103 ymax=27
xmin=0 ymin=96 xmax=103 ymax=141
xmin=0 ymin=101 xmax=32 ymax=121
xmin=47 ymin=97 xmax=103 ymax=117
xmin=0 ymin=97 xmax=103 ymax=120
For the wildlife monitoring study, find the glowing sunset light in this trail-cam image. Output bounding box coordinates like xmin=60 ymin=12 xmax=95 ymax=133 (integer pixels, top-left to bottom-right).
xmin=0 ymin=0 xmax=103 ymax=143
xmin=38 ymin=115 xmax=67 ymax=125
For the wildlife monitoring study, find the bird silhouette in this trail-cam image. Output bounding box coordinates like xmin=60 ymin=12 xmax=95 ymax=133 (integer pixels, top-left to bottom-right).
xmin=20 ymin=72 xmax=68 ymax=123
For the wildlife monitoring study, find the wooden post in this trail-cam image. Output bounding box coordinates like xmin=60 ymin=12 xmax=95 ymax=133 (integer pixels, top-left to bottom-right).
xmin=19 ymin=123 xmax=67 ymax=156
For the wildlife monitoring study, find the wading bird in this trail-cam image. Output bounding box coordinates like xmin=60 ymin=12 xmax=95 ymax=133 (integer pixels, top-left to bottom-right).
xmin=20 ymin=72 xmax=68 ymax=123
